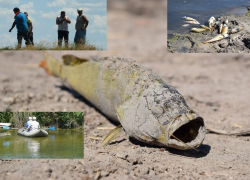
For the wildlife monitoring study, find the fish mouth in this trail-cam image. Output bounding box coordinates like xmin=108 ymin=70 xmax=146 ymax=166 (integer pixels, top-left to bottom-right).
xmin=167 ymin=116 xmax=206 ymax=150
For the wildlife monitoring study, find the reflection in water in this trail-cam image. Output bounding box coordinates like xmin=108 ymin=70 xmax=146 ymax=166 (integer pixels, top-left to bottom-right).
xmin=27 ymin=139 xmax=40 ymax=158
xmin=0 ymin=129 xmax=83 ymax=159
xmin=3 ymin=141 xmax=10 ymax=146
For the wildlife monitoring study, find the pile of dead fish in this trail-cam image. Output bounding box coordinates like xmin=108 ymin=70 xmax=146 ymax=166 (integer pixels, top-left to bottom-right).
xmin=182 ymin=16 xmax=244 ymax=44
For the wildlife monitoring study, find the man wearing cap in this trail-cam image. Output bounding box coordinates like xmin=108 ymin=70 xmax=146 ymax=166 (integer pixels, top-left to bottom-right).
xmin=74 ymin=8 xmax=89 ymax=45
xmin=25 ymin=117 xmax=33 ymax=128
xmin=9 ymin=7 xmax=31 ymax=49
xmin=56 ymin=11 xmax=71 ymax=48
xmin=28 ymin=116 xmax=40 ymax=131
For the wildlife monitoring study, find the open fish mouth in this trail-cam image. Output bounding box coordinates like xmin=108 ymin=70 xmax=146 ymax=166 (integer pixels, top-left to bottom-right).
xmin=167 ymin=117 xmax=206 ymax=150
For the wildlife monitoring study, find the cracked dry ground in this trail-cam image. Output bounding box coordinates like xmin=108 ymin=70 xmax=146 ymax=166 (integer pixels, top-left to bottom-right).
xmin=1 ymin=0 xmax=250 ymax=180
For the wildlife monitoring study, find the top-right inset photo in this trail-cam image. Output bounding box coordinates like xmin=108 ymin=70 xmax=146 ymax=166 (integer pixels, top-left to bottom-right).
xmin=167 ymin=0 xmax=250 ymax=53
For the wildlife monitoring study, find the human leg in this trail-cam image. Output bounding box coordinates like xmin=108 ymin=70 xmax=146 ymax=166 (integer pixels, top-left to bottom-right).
xmin=58 ymin=30 xmax=63 ymax=47
xmin=17 ymin=32 xmax=23 ymax=49
xmin=23 ymin=32 xmax=31 ymax=46
xmin=64 ymin=31 xmax=69 ymax=48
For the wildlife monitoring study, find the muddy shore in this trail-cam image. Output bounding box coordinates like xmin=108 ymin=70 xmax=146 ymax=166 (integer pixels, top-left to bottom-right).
xmin=1 ymin=0 xmax=250 ymax=180
xmin=168 ymin=8 xmax=250 ymax=53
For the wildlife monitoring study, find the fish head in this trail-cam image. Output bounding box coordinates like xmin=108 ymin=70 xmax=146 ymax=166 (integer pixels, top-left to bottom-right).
xmin=118 ymin=83 xmax=206 ymax=150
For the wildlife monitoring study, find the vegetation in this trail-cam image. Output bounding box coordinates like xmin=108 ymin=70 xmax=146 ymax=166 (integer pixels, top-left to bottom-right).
xmin=0 ymin=112 xmax=84 ymax=129
xmin=0 ymin=40 xmax=102 ymax=50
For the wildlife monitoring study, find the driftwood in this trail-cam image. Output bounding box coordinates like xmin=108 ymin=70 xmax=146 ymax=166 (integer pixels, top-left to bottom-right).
xmin=206 ymin=128 xmax=250 ymax=136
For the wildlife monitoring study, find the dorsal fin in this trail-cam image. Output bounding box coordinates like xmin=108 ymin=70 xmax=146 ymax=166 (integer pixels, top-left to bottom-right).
xmin=62 ymin=54 xmax=89 ymax=66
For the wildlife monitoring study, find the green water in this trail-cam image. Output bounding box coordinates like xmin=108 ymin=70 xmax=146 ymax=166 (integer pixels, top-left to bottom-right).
xmin=0 ymin=129 xmax=83 ymax=159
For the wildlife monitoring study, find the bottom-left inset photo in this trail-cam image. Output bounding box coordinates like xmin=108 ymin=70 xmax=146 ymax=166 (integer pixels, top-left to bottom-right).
xmin=0 ymin=112 xmax=84 ymax=159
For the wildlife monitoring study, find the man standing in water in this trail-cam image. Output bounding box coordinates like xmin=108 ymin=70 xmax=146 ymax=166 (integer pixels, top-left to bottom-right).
xmin=56 ymin=11 xmax=71 ymax=48
xmin=24 ymin=12 xmax=34 ymax=45
xmin=9 ymin=7 xmax=31 ymax=49
xmin=28 ymin=117 xmax=40 ymax=131
xmin=74 ymin=8 xmax=89 ymax=45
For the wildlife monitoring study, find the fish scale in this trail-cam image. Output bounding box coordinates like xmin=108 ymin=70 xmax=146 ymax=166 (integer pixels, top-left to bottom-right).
xmin=40 ymin=52 xmax=206 ymax=150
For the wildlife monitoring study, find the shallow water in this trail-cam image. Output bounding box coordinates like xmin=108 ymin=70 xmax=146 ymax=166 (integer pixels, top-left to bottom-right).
xmin=0 ymin=129 xmax=83 ymax=159
xmin=168 ymin=0 xmax=250 ymax=34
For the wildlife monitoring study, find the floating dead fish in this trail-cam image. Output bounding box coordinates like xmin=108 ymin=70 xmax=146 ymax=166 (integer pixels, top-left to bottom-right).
xmin=40 ymin=52 xmax=206 ymax=150
xmin=229 ymin=27 xmax=244 ymax=34
xmin=184 ymin=21 xmax=200 ymax=24
xmin=182 ymin=24 xmax=190 ymax=27
xmin=191 ymin=28 xmax=207 ymax=33
xmin=202 ymin=34 xmax=228 ymax=44
xmin=182 ymin=16 xmax=198 ymax=22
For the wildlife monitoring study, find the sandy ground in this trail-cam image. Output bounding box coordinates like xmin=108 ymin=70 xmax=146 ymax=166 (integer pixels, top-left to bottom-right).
xmin=1 ymin=0 xmax=250 ymax=179
xmin=168 ymin=10 xmax=250 ymax=53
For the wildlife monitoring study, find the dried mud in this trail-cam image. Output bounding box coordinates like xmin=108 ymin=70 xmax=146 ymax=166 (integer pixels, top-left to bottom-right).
xmin=0 ymin=0 xmax=250 ymax=180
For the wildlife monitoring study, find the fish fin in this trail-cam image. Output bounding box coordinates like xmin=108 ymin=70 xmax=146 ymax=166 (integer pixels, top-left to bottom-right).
xmin=39 ymin=58 xmax=54 ymax=76
xmin=62 ymin=54 xmax=89 ymax=66
xmin=101 ymin=125 xmax=124 ymax=146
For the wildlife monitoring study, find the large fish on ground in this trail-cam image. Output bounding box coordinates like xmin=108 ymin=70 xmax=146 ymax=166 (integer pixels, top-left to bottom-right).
xmin=40 ymin=52 xmax=206 ymax=150
xmin=202 ymin=34 xmax=228 ymax=44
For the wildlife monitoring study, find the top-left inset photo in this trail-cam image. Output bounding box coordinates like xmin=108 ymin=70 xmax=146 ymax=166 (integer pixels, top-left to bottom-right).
xmin=0 ymin=0 xmax=107 ymax=50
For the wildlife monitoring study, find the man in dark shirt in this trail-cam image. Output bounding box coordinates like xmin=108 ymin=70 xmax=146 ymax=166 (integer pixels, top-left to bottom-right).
xmin=9 ymin=7 xmax=31 ymax=49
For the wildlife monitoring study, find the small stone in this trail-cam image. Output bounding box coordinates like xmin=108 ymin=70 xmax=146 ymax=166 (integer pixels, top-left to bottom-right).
xmin=60 ymin=97 xmax=68 ymax=103
xmin=116 ymin=153 xmax=128 ymax=160
xmin=3 ymin=97 xmax=14 ymax=104
xmin=28 ymin=93 xmax=34 ymax=99
xmin=101 ymin=171 xmax=109 ymax=177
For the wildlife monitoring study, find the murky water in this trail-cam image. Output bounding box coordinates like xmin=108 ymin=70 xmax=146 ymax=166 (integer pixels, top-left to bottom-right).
xmin=168 ymin=0 xmax=250 ymax=34
xmin=0 ymin=129 xmax=83 ymax=159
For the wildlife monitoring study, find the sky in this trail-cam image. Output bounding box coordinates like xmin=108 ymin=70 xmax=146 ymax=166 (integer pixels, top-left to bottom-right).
xmin=0 ymin=0 xmax=107 ymax=50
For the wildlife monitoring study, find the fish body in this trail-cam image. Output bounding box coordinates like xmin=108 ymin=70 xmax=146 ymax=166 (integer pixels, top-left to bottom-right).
xmin=200 ymin=25 xmax=211 ymax=31
xmin=184 ymin=21 xmax=200 ymax=24
xmin=207 ymin=16 xmax=215 ymax=28
xmin=182 ymin=16 xmax=198 ymax=22
xmin=202 ymin=34 xmax=228 ymax=44
xmin=221 ymin=25 xmax=228 ymax=35
xmin=40 ymin=52 xmax=206 ymax=150
xmin=191 ymin=28 xmax=207 ymax=33
xmin=229 ymin=27 xmax=244 ymax=34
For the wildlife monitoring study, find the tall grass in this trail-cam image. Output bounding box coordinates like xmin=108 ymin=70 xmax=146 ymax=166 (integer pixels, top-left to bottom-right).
xmin=0 ymin=40 xmax=102 ymax=50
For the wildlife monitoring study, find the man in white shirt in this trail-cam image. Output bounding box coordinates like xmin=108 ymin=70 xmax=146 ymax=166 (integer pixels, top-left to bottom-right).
xmin=56 ymin=11 xmax=71 ymax=48
xmin=28 ymin=117 xmax=40 ymax=131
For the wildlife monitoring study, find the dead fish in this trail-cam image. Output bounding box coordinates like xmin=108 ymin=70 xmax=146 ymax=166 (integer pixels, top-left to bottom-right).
xmin=191 ymin=28 xmax=207 ymax=33
xmin=182 ymin=16 xmax=198 ymax=22
xmin=182 ymin=24 xmax=190 ymax=27
xmin=219 ymin=24 xmax=223 ymax=34
xmin=207 ymin=16 xmax=215 ymax=28
xmin=221 ymin=25 xmax=228 ymax=35
xmin=202 ymin=34 xmax=228 ymax=44
xmin=184 ymin=21 xmax=200 ymax=24
xmin=229 ymin=27 xmax=244 ymax=34
xmin=40 ymin=52 xmax=206 ymax=150
xmin=200 ymin=25 xmax=211 ymax=31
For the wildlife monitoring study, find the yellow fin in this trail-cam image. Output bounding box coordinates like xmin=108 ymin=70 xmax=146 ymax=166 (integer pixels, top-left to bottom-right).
xmin=62 ymin=54 xmax=89 ymax=66
xmin=101 ymin=125 xmax=123 ymax=146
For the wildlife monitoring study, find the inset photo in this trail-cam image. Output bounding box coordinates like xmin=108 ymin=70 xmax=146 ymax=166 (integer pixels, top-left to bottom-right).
xmin=167 ymin=0 xmax=250 ymax=53
xmin=0 ymin=0 xmax=107 ymax=50
xmin=0 ymin=112 xmax=83 ymax=159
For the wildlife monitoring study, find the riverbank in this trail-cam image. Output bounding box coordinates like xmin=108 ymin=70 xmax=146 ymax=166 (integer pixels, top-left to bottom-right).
xmin=167 ymin=7 xmax=250 ymax=53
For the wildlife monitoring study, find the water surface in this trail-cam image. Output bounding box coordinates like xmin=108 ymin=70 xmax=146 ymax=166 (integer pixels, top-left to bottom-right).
xmin=0 ymin=129 xmax=83 ymax=159
xmin=168 ymin=0 xmax=250 ymax=34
